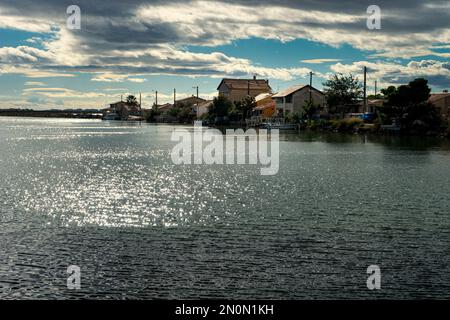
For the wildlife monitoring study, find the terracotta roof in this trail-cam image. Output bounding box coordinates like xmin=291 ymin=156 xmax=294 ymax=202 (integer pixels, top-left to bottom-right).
xmin=429 ymin=93 xmax=450 ymax=103
xmin=255 ymin=93 xmax=273 ymax=103
xmin=176 ymin=96 xmax=207 ymax=105
xmin=254 ymin=100 xmax=276 ymax=111
xmin=272 ymin=85 xmax=324 ymax=98
xmin=157 ymin=103 xmax=173 ymax=110
xmin=197 ymin=100 xmax=213 ymax=108
xmin=367 ymin=99 xmax=385 ymax=107
xmin=217 ymin=78 xmax=271 ymax=91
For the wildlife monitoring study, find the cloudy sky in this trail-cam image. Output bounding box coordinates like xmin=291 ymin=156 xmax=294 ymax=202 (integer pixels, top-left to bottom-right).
xmin=0 ymin=0 xmax=449 ymax=109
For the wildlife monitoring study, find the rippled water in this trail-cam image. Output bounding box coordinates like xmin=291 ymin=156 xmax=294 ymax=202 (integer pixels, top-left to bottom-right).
xmin=1 ymin=117 xmax=450 ymax=299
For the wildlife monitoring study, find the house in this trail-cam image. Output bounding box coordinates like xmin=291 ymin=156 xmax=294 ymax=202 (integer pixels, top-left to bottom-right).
xmin=272 ymin=85 xmax=326 ymax=117
xmin=175 ymin=96 xmax=207 ymax=107
xmin=104 ymin=101 xmax=141 ymax=118
xmin=429 ymin=91 xmax=450 ymax=120
xmin=367 ymin=99 xmax=384 ymax=113
xmin=217 ymin=76 xmax=272 ymax=103
xmin=156 ymin=103 xmax=173 ymax=112
xmin=253 ymin=93 xmax=276 ymax=119
xmin=196 ymin=100 xmax=213 ymax=118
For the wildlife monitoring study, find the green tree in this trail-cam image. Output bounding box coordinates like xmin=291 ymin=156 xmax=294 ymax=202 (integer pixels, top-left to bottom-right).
xmin=234 ymin=96 xmax=256 ymax=120
xmin=379 ymin=78 xmax=440 ymax=132
xmin=380 ymin=86 xmax=397 ymax=98
xmin=208 ymin=95 xmax=233 ymax=120
xmin=146 ymin=108 xmax=161 ymax=122
xmin=168 ymin=106 xmax=180 ymax=118
xmin=302 ymin=100 xmax=318 ymax=121
xmin=126 ymin=95 xmax=138 ymax=105
xmin=177 ymin=102 xmax=196 ymax=123
xmin=285 ymin=112 xmax=301 ymax=124
xmin=322 ymin=74 xmax=362 ymax=115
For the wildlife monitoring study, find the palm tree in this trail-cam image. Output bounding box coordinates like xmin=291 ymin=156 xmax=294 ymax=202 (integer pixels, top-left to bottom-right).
xmin=126 ymin=95 xmax=138 ymax=105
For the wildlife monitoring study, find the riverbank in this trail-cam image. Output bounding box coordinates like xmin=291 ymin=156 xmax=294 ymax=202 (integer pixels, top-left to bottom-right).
xmin=294 ymin=118 xmax=450 ymax=139
xmin=0 ymin=109 xmax=103 ymax=119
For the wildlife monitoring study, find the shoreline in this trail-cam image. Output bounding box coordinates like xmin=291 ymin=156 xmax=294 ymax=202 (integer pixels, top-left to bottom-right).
xmin=2 ymin=114 xmax=449 ymax=139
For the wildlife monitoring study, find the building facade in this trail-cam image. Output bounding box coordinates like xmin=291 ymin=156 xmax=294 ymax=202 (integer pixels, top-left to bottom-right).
xmin=272 ymin=85 xmax=326 ymax=117
xmin=217 ymin=77 xmax=272 ymax=103
xmin=196 ymin=100 xmax=213 ymax=118
xmin=253 ymin=93 xmax=276 ymax=119
xmin=429 ymin=92 xmax=450 ymax=120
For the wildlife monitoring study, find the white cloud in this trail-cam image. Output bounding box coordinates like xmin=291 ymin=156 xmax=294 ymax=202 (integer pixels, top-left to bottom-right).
xmin=24 ymin=81 xmax=46 ymax=86
xmin=0 ymin=0 xmax=449 ymax=109
xmin=0 ymin=15 xmax=53 ymax=33
xmin=91 ymin=73 xmax=129 ymax=83
xmin=301 ymin=59 xmax=342 ymax=64
xmin=135 ymin=0 xmax=450 ymax=58
xmin=127 ymin=78 xmax=147 ymax=83
xmin=330 ymin=59 xmax=450 ymax=88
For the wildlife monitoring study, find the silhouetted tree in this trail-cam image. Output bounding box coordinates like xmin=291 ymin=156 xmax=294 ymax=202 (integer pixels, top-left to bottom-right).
xmin=126 ymin=95 xmax=138 ymax=105
xmin=323 ymin=73 xmax=362 ymax=115
xmin=208 ymin=95 xmax=233 ymax=120
xmin=234 ymin=96 xmax=256 ymax=120
xmin=379 ymin=78 xmax=441 ymax=132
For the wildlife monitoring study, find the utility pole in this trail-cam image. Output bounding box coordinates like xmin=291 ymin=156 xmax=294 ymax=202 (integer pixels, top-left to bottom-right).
xmin=193 ymin=86 xmax=199 ymax=118
xmin=155 ymin=90 xmax=158 ymax=108
xmin=193 ymin=86 xmax=199 ymax=101
xmin=375 ymin=80 xmax=377 ymax=98
xmin=139 ymin=92 xmax=142 ymax=124
xmin=309 ymin=71 xmax=313 ymax=104
xmin=121 ymin=94 xmax=123 ymax=102
xmin=174 ymin=88 xmax=176 ymax=106
xmin=247 ymin=80 xmax=250 ymax=97
xmin=363 ymin=66 xmax=367 ymax=113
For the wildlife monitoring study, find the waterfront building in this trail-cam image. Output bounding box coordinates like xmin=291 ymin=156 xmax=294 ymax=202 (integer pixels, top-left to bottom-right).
xmin=217 ymin=76 xmax=272 ymax=103
xmin=253 ymin=93 xmax=276 ymax=119
xmin=175 ymin=96 xmax=207 ymax=107
xmin=196 ymin=100 xmax=213 ymax=118
xmin=103 ymin=101 xmax=141 ymax=119
xmin=429 ymin=91 xmax=450 ymax=120
xmin=272 ymin=85 xmax=326 ymax=117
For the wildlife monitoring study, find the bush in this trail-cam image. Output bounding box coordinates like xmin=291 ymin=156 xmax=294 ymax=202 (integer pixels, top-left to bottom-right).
xmin=330 ymin=117 xmax=364 ymax=132
xmin=285 ymin=112 xmax=301 ymax=124
xmin=146 ymin=108 xmax=161 ymax=122
xmin=306 ymin=119 xmax=328 ymax=130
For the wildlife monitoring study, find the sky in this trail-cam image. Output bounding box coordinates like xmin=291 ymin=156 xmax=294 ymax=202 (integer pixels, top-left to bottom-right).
xmin=0 ymin=0 xmax=449 ymax=110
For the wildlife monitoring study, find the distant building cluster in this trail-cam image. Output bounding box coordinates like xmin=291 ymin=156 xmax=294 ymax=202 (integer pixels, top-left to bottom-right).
xmin=102 ymin=77 xmax=450 ymax=124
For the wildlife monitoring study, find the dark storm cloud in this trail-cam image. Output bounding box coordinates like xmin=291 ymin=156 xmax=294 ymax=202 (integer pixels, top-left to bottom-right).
xmin=1 ymin=0 xmax=448 ymax=36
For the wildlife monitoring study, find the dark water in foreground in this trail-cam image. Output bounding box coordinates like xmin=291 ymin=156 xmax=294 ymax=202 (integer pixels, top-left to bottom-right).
xmin=1 ymin=117 xmax=450 ymax=299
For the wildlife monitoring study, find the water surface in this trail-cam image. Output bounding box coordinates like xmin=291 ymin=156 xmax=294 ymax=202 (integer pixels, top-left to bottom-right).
xmin=1 ymin=117 xmax=450 ymax=299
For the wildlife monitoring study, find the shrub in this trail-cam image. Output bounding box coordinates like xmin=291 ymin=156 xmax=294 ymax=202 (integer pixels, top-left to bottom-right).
xmin=330 ymin=117 xmax=364 ymax=132
xmin=285 ymin=112 xmax=301 ymax=124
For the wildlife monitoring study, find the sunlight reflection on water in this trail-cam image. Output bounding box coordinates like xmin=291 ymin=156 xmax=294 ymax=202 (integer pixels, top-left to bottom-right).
xmin=1 ymin=118 xmax=450 ymax=299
